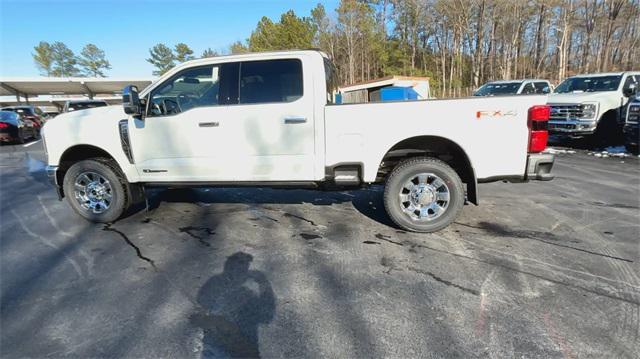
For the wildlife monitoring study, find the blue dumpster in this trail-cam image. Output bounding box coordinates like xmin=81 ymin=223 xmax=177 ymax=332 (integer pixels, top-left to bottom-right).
xmin=370 ymin=86 xmax=419 ymax=102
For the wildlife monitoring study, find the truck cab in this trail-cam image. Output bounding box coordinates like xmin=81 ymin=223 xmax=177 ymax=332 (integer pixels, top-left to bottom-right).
xmin=547 ymin=72 xmax=639 ymax=139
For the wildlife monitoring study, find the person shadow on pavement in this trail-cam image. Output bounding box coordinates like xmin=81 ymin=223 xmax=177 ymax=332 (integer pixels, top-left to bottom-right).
xmin=191 ymin=252 xmax=275 ymax=358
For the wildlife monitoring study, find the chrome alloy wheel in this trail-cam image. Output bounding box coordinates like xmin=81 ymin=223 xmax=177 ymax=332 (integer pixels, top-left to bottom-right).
xmin=399 ymin=173 xmax=450 ymax=221
xmin=73 ymin=171 xmax=113 ymax=214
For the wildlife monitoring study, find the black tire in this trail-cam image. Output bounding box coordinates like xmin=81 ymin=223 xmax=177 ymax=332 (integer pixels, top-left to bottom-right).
xmin=17 ymin=129 xmax=25 ymax=144
xmin=383 ymin=157 xmax=465 ymax=233
xmin=63 ymin=159 xmax=129 ymax=223
xmin=593 ymin=112 xmax=623 ymax=147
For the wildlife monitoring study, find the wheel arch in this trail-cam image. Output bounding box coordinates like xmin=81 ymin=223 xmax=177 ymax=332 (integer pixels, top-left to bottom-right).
xmin=377 ymin=135 xmax=478 ymax=205
xmin=56 ymin=144 xmax=124 ymax=198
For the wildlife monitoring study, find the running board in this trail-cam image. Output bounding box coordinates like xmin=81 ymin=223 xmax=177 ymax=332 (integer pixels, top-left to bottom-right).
xmin=143 ymin=181 xmax=319 ymax=189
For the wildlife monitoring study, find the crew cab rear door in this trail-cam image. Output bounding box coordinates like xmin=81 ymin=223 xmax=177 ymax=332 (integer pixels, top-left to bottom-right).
xmin=221 ymin=57 xmax=316 ymax=181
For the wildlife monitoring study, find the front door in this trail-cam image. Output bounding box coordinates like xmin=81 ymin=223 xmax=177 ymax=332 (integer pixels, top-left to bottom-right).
xmin=129 ymin=63 xmax=236 ymax=182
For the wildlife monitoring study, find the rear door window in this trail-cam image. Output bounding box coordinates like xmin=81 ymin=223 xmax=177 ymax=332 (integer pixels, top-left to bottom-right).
xmin=521 ymin=82 xmax=535 ymax=94
xmin=534 ymin=82 xmax=551 ymax=94
xmin=239 ymin=59 xmax=303 ymax=104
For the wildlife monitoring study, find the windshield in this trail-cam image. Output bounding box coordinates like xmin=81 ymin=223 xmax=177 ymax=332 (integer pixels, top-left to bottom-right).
xmin=67 ymin=102 xmax=108 ymax=111
xmin=474 ymin=82 xmax=522 ymax=96
xmin=555 ymin=75 xmax=621 ymax=93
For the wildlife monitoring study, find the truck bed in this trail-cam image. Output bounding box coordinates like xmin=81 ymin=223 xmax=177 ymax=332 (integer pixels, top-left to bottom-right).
xmin=324 ymin=95 xmax=549 ymax=183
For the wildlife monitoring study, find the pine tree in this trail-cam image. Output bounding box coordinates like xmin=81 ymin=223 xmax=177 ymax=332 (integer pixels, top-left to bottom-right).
xmin=78 ymin=44 xmax=111 ymax=77
xmin=33 ymin=41 xmax=54 ymax=76
xmin=50 ymin=42 xmax=80 ymax=77
xmin=201 ymin=48 xmax=219 ymax=58
xmin=174 ymin=43 xmax=195 ymax=63
xmin=146 ymin=43 xmax=175 ymax=75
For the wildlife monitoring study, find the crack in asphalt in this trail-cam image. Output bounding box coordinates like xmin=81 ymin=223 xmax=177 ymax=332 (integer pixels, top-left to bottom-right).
xmin=406 ymin=241 xmax=640 ymax=306
xmin=283 ymin=212 xmax=317 ymax=226
xmin=178 ymin=226 xmax=215 ymax=247
xmin=102 ymin=224 xmax=157 ymax=270
xmin=375 ymin=233 xmax=404 ymax=246
xmin=455 ymin=222 xmax=633 ymax=263
xmin=367 ymin=231 xmax=639 ymax=305
xmin=407 ymin=266 xmax=480 ymax=296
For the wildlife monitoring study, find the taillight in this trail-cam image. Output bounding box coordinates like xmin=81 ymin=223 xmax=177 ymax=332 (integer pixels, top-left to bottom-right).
xmin=0 ymin=123 xmax=8 ymax=128
xmin=528 ymin=105 xmax=550 ymax=153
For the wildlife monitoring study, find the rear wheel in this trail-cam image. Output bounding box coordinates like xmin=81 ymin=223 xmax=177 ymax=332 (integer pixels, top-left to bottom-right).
xmin=383 ymin=157 xmax=464 ymax=233
xmin=63 ymin=159 xmax=129 ymax=223
xmin=17 ymin=129 xmax=25 ymax=144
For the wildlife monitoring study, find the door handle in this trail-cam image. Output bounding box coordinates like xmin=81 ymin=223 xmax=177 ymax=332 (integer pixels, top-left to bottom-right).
xmin=284 ymin=117 xmax=307 ymax=124
xmin=199 ymin=122 xmax=219 ymax=127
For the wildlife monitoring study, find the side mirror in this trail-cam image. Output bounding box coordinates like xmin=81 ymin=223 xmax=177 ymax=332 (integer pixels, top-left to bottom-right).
xmin=623 ymin=84 xmax=637 ymax=97
xmin=123 ymin=85 xmax=141 ymax=116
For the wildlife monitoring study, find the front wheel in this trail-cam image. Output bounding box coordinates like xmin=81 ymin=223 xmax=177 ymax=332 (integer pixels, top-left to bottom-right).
xmin=63 ymin=159 xmax=129 ymax=223
xmin=383 ymin=157 xmax=465 ymax=233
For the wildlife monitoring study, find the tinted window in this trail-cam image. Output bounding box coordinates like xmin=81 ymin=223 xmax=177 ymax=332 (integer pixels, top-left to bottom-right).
xmin=218 ymin=62 xmax=239 ymax=105
xmin=521 ymin=83 xmax=535 ymax=94
xmin=534 ymin=82 xmax=550 ymax=94
xmin=239 ymin=59 xmax=303 ymax=104
xmin=474 ymin=82 xmax=522 ymax=96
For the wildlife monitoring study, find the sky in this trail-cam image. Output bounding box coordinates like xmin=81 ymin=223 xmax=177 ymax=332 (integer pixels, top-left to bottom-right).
xmin=0 ymin=0 xmax=339 ymax=78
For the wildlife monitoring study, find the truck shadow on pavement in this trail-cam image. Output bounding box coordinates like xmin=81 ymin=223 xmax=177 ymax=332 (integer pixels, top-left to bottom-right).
xmin=190 ymin=252 xmax=275 ymax=359
xmin=144 ymin=186 xmax=397 ymax=228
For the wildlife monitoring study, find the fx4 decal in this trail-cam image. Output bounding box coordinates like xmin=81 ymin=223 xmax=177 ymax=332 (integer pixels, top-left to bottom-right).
xmin=476 ymin=110 xmax=518 ymax=119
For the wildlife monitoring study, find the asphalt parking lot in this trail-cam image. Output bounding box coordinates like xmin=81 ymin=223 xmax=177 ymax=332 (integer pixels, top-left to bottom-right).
xmin=1 ymin=140 xmax=639 ymax=358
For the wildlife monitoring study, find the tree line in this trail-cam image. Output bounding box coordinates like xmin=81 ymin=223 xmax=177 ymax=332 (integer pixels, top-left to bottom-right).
xmin=33 ymin=41 xmax=111 ymax=77
xmin=231 ymin=0 xmax=639 ymax=97
xmin=34 ymin=0 xmax=639 ymax=97
xmin=146 ymin=43 xmax=220 ymax=75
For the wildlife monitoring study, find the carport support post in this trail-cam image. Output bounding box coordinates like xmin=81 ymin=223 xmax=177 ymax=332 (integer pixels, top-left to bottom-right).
xmin=80 ymin=82 xmax=94 ymax=99
xmin=1 ymin=83 xmax=23 ymax=103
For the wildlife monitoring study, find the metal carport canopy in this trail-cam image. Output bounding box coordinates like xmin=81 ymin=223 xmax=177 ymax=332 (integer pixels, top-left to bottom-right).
xmin=0 ymin=77 xmax=155 ymax=98
xmin=0 ymin=96 xmax=122 ymax=109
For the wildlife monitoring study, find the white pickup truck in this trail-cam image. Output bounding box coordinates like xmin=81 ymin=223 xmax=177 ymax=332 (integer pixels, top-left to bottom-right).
xmin=42 ymin=50 xmax=554 ymax=232
xmin=548 ymin=72 xmax=639 ymax=140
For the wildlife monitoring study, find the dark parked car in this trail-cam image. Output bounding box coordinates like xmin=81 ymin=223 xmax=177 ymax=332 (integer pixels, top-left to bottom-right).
xmin=0 ymin=105 xmax=45 ymax=129
xmin=0 ymin=111 xmax=38 ymax=144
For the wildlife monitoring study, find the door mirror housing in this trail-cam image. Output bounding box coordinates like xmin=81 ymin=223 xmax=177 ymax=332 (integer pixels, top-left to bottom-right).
xmin=623 ymin=83 xmax=637 ymax=97
xmin=123 ymin=85 xmax=142 ymax=116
